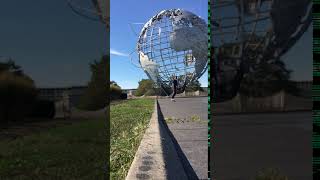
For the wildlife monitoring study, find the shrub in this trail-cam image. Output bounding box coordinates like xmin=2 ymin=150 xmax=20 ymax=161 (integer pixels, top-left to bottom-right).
xmin=185 ymin=79 xmax=202 ymax=92
xmin=0 ymin=71 xmax=37 ymax=127
xmin=28 ymin=99 xmax=55 ymax=118
xmin=135 ymin=79 xmax=154 ymax=96
xmin=78 ymin=85 xmax=108 ymax=111
xmin=78 ymin=55 xmax=108 ymax=110
xmin=110 ymin=84 xmax=122 ymax=100
xmin=144 ymin=89 xmax=157 ymax=96
xmin=119 ymin=93 xmax=127 ymax=100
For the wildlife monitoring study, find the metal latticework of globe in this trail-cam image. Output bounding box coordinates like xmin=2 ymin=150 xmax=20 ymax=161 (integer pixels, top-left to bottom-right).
xmin=67 ymin=0 xmax=109 ymax=26
xmin=137 ymin=9 xmax=208 ymax=94
xmin=211 ymin=0 xmax=312 ymax=102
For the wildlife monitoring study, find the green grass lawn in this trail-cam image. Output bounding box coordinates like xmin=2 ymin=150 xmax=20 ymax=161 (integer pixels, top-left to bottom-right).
xmin=0 ymin=98 xmax=154 ymax=180
xmin=110 ymin=98 xmax=154 ymax=179
xmin=0 ymin=119 xmax=106 ymax=180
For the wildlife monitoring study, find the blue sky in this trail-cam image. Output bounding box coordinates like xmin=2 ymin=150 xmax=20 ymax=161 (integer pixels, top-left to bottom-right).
xmin=110 ymin=0 xmax=312 ymax=89
xmin=0 ymin=0 xmax=106 ymax=88
xmin=110 ymin=0 xmax=208 ymax=89
xmin=283 ymin=25 xmax=313 ymax=81
xmin=0 ymin=1 xmax=311 ymax=89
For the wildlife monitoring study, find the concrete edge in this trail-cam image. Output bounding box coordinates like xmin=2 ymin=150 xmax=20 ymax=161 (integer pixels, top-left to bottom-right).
xmin=125 ymin=100 xmax=187 ymax=180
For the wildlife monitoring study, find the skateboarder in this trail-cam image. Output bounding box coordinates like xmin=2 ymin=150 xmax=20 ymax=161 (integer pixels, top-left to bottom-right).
xmin=171 ymin=76 xmax=178 ymax=102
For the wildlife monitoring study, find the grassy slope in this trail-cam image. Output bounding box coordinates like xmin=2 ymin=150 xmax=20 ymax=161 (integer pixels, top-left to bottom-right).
xmin=0 ymin=98 xmax=154 ymax=180
xmin=0 ymin=119 xmax=106 ymax=180
xmin=110 ymin=98 xmax=154 ymax=179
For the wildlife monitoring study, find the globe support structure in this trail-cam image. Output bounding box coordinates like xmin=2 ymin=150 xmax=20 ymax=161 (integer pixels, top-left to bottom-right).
xmin=211 ymin=0 xmax=312 ymax=102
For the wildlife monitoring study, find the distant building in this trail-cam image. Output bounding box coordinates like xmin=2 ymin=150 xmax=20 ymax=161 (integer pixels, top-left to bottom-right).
xmin=38 ymin=86 xmax=87 ymax=106
xmin=201 ymin=87 xmax=208 ymax=92
xmin=294 ymin=81 xmax=312 ymax=90
xmin=122 ymin=89 xmax=137 ymax=97
xmin=294 ymin=81 xmax=312 ymax=97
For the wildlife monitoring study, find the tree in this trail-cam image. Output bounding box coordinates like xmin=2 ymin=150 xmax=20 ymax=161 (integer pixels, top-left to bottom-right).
xmin=0 ymin=59 xmax=37 ymax=128
xmin=0 ymin=58 xmax=23 ymax=75
xmin=110 ymin=80 xmax=122 ymax=100
xmin=79 ymin=55 xmax=108 ymax=110
xmin=135 ymin=79 xmax=154 ymax=96
xmin=239 ymin=59 xmax=300 ymax=97
xmin=110 ymin=81 xmax=120 ymax=88
xmin=185 ymin=79 xmax=202 ymax=92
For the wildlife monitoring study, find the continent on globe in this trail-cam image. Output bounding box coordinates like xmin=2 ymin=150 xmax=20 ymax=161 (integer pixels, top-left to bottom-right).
xmin=139 ymin=52 xmax=160 ymax=83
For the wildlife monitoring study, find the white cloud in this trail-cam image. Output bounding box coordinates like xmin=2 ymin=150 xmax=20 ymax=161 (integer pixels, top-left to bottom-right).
xmin=110 ymin=49 xmax=129 ymax=57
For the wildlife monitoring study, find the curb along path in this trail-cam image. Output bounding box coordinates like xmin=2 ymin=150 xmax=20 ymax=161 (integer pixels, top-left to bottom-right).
xmin=126 ymin=101 xmax=187 ymax=180
xmin=157 ymin=97 xmax=208 ymax=179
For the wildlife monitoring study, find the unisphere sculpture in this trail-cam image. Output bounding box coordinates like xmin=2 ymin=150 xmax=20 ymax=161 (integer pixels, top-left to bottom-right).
xmin=137 ymin=9 xmax=208 ymax=94
xmin=211 ymin=0 xmax=312 ymax=102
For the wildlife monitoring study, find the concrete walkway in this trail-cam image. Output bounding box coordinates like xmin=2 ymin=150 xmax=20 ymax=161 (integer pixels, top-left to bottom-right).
xmin=126 ymin=101 xmax=188 ymax=180
xmin=212 ymin=112 xmax=312 ymax=180
xmin=158 ymin=97 xmax=208 ymax=180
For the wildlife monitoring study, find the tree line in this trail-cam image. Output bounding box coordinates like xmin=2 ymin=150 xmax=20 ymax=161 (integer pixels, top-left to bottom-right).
xmin=0 ymin=59 xmax=38 ymax=127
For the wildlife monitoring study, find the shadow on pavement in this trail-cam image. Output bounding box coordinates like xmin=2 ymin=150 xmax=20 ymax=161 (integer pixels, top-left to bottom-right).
xmin=157 ymin=100 xmax=199 ymax=180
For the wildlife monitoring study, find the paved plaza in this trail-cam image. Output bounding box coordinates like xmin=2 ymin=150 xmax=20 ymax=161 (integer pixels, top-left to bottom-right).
xmin=156 ymin=97 xmax=311 ymax=180
xmin=158 ymin=97 xmax=208 ymax=180
xmin=212 ymin=111 xmax=312 ymax=180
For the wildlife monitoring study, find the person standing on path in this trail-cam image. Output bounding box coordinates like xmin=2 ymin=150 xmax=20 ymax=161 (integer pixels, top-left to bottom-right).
xmin=171 ymin=75 xmax=178 ymax=101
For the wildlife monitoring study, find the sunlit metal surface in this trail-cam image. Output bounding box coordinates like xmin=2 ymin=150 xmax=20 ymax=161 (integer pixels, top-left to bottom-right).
xmin=137 ymin=9 xmax=208 ymax=94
